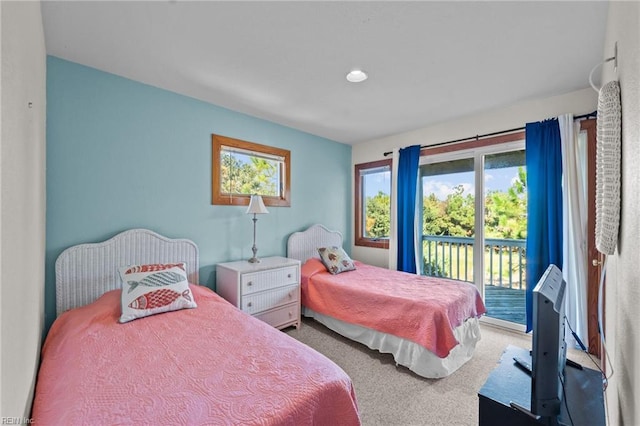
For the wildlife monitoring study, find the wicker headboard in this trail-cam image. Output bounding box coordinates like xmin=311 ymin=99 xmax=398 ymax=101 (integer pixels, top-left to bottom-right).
xmin=55 ymin=228 xmax=199 ymax=316
xmin=287 ymin=224 xmax=344 ymax=263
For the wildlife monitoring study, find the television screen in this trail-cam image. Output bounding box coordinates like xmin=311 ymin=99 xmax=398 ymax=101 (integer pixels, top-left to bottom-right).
xmin=531 ymin=264 xmax=567 ymax=418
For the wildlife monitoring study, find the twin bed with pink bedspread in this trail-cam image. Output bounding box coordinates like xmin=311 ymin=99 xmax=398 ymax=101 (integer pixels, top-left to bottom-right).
xmin=287 ymin=224 xmax=487 ymax=379
xmin=32 ymin=229 xmax=360 ymax=425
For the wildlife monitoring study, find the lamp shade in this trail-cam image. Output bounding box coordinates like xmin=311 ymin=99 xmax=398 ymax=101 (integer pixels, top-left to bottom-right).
xmin=246 ymin=195 xmax=269 ymax=215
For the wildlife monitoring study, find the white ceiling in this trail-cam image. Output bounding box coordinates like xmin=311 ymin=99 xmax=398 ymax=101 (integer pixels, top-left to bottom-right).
xmin=41 ymin=1 xmax=609 ymax=145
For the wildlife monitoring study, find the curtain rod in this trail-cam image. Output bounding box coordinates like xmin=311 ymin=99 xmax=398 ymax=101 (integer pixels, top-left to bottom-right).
xmin=382 ymin=111 xmax=597 ymax=157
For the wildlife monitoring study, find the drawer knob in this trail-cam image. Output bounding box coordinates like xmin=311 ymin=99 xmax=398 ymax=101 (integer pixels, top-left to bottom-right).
xmin=287 ymin=274 xmax=292 ymax=278
xmin=289 ymin=311 xmax=293 ymax=317
xmin=247 ymin=281 xmax=253 ymax=286
xmin=288 ymin=292 xmax=292 ymax=298
xmin=247 ymin=302 xmax=252 ymax=307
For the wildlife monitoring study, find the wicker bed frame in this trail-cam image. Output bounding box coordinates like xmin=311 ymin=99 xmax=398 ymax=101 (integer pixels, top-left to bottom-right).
xmin=55 ymin=228 xmax=199 ymax=316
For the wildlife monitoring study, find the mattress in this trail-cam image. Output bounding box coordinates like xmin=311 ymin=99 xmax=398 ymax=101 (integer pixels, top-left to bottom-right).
xmin=32 ymin=284 xmax=360 ymax=425
xmin=300 ymin=258 xmax=486 ymax=377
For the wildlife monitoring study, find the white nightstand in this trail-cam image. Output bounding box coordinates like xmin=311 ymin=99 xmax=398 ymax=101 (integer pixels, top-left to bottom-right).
xmin=216 ymin=256 xmax=301 ymax=330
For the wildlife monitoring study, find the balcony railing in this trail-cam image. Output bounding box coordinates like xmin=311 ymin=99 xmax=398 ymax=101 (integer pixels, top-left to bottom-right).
xmin=421 ymin=235 xmax=526 ymax=290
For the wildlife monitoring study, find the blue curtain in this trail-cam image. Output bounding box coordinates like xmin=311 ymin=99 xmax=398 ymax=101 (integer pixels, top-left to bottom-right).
xmin=397 ymin=145 xmax=421 ymax=273
xmin=525 ymin=119 xmax=563 ymax=332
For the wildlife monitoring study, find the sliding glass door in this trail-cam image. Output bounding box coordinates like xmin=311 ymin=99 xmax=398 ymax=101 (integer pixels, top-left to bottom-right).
xmin=482 ymin=150 xmax=527 ymax=326
xmin=421 ymin=156 xmax=476 ymax=281
xmin=420 ymin=139 xmax=526 ymax=329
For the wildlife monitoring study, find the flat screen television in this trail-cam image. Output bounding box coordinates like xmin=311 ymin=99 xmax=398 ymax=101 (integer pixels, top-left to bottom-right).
xmin=531 ymin=264 xmax=567 ymax=419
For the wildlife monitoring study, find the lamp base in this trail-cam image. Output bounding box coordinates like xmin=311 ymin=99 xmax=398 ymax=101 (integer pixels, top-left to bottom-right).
xmin=249 ymin=217 xmax=260 ymax=263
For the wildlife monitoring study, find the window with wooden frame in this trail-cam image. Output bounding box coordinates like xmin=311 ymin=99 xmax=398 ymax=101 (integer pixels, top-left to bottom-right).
xmin=212 ymin=134 xmax=291 ymax=207
xmin=355 ymin=159 xmax=392 ymax=248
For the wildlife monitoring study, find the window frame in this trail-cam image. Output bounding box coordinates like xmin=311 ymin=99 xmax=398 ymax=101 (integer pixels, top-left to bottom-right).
xmin=355 ymin=159 xmax=392 ymax=249
xmin=212 ymin=134 xmax=291 ymax=207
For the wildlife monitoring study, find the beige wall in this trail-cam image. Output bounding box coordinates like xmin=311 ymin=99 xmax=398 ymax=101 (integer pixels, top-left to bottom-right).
xmin=352 ymin=88 xmax=597 ymax=267
xmin=0 ymin=1 xmax=47 ymax=419
xmin=601 ymin=2 xmax=640 ymax=425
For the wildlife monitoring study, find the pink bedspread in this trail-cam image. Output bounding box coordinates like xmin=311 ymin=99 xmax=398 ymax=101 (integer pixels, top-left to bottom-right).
xmin=302 ymin=259 xmax=486 ymax=358
xmin=32 ymin=285 xmax=360 ymax=425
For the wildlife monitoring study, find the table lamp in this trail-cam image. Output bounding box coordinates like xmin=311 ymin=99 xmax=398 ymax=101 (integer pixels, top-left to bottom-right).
xmin=246 ymin=195 xmax=269 ymax=263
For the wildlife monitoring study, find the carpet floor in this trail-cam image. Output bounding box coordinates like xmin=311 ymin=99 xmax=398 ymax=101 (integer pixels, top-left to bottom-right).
xmin=286 ymin=318 xmax=595 ymax=426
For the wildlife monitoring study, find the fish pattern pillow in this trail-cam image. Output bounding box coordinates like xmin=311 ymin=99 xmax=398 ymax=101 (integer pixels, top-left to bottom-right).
xmin=118 ymin=263 xmax=197 ymax=323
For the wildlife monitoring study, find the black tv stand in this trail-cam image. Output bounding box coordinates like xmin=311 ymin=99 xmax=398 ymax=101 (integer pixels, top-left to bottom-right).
xmin=478 ymin=345 xmax=605 ymax=426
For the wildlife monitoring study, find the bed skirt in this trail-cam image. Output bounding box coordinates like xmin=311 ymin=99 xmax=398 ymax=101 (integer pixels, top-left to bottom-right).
xmin=302 ymin=307 xmax=482 ymax=378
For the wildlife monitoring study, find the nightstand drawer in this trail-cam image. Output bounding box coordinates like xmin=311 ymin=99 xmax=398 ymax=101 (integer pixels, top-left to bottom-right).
xmin=241 ymin=284 xmax=299 ymax=314
xmin=241 ymin=266 xmax=298 ymax=295
xmin=254 ymin=303 xmax=300 ymax=329
xmin=216 ymin=256 xmax=301 ymax=329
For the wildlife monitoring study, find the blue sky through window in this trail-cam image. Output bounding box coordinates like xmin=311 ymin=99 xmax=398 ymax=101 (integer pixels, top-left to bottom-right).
xmin=424 ymin=167 xmax=521 ymax=200
xmin=365 ymin=167 xmax=521 ymax=199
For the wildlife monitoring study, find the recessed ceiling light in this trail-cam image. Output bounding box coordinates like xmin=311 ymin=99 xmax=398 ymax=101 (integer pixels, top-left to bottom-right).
xmin=346 ymin=69 xmax=368 ymax=83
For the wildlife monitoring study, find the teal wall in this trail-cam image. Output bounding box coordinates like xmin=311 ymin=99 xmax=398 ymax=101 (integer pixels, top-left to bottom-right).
xmin=46 ymin=56 xmax=351 ymax=331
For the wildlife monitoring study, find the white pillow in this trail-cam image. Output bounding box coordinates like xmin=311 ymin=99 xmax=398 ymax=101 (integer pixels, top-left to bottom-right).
xmin=317 ymin=246 xmax=356 ymax=275
xmin=118 ymin=263 xmax=196 ymax=323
